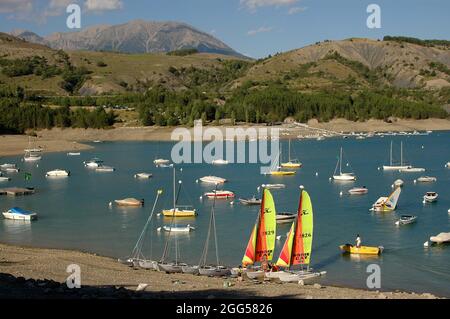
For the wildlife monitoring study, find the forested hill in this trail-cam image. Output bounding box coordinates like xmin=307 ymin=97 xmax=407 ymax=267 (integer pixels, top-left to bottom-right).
xmin=0 ymin=34 xmax=449 ymax=131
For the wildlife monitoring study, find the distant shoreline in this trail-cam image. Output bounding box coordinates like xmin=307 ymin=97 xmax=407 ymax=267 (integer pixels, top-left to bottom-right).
xmin=0 ymin=243 xmax=441 ymax=299
xmin=1 ymin=118 xmax=449 ymax=157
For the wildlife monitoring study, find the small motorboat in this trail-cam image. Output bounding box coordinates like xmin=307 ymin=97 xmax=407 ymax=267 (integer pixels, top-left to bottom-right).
xmin=393 ymin=179 xmax=404 ymax=188
xmin=348 ymin=187 xmax=368 ymax=195
xmin=199 ymin=176 xmax=227 ymax=184
xmin=96 ymin=165 xmax=115 ymax=172
xmin=0 ymin=176 xmax=11 ymax=182
xmin=134 ymin=173 xmax=153 ymax=179
xmin=429 ymin=232 xmax=450 ymax=245
xmin=159 ymin=225 xmax=195 ymax=233
xmin=204 ymin=190 xmax=235 ymax=199
xmin=114 ymin=198 xmax=144 ymax=207
xmin=46 ymin=169 xmax=70 ymax=177
xmin=261 ymin=184 xmax=285 ymax=189
xmin=84 ymin=158 xmax=103 ymax=168
xmin=67 ymin=152 xmax=81 ymax=156
xmin=340 ymin=244 xmax=383 ymax=255
xmin=2 ymin=207 xmax=37 ymax=221
xmin=211 ymin=159 xmax=229 ymax=165
xmin=395 ymin=215 xmax=418 ymax=226
xmin=162 ymin=208 xmax=197 ymax=217
xmin=276 ymin=212 xmax=296 ymax=224
xmin=239 ymin=196 xmax=262 ymax=206
xmin=3 ymin=167 xmax=19 ymax=173
xmin=399 ymin=167 xmax=426 ymax=173
xmin=198 ymin=265 xmax=231 ymax=277
xmin=416 ymin=176 xmax=437 ymax=183
xmin=154 ymin=159 xmax=170 ymax=166
xmin=423 ymin=192 xmax=438 ymax=203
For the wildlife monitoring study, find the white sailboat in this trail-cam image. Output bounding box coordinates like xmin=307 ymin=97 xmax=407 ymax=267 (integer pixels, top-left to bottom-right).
xmin=23 ymin=137 xmax=42 ymax=162
xmin=383 ymin=141 xmax=411 ymax=171
xmin=332 ymin=147 xmax=356 ymax=181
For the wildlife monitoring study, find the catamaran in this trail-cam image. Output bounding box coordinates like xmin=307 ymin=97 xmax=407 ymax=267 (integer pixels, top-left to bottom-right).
xmin=266 ymin=187 xmax=326 ymax=283
xmin=383 ymin=141 xmax=411 ymax=171
xmin=370 ymin=187 xmax=402 ymax=212
xmin=332 ymin=147 xmax=356 ymax=181
xmin=281 ymin=139 xmax=302 ymax=169
xmin=162 ymin=167 xmax=197 ymax=217
xmin=242 ymin=188 xmax=277 ymax=279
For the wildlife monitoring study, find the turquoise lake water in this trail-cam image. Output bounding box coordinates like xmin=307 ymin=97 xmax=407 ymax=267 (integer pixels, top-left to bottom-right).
xmin=1 ymin=132 xmax=449 ymax=296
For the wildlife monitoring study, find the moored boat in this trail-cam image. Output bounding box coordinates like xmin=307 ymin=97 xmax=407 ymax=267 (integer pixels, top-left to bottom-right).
xmin=332 ymin=147 xmax=356 ymax=181
xmin=261 ymin=184 xmax=285 ymax=190
xmin=370 ymin=187 xmax=401 ymax=212
xmin=160 ymin=225 xmax=195 ymax=233
xmin=199 ymin=176 xmax=227 ymax=184
xmin=154 ymin=159 xmax=170 ymax=166
xmin=115 ymin=198 xmax=144 ymax=207
xmin=0 ymin=176 xmax=11 ymax=182
xmin=416 ymin=176 xmax=437 ymax=183
xmin=394 ymin=179 xmax=404 ymax=188
xmin=162 ymin=167 xmax=197 ymax=217
xmin=399 ymin=167 xmax=426 ymax=173
xmin=239 ymin=196 xmax=262 ymax=206
xmin=96 ymin=165 xmax=115 ymax=172
xmin=429 ymin=233 xmax=450 ymax=245
xmin=395 ymin=215 xmax=417 ymax=226
xmin=211 ymin=159 xmax=229 ymax=165
xmin=46 ymin=169 xmax=70 ymax=177
xmin=276 ymin=212 xmax=296 ymax=224
xmin=0 ymin=163 xmax=16 ymax=169
xmin=134 ymin=173 xmax=152 ymax=179
xmin=280 ymin=139 xmax=302 ymax=169
xmin=423 ymin=192 xmax=438 ymax=203
xmin=3 ymin=167 xmax=19 ymax=173
xmin=84 ymin=158 xmax=103 ymax=168
xmin=67 ymin=152 xmax=81 ymax=156
xmin=348 ymin=187 xmax=368 ymax=195
xmin=204 ymin=190 xmax=235 ymax=199
xmin=2 ymin=207 xmax=37 ymax=221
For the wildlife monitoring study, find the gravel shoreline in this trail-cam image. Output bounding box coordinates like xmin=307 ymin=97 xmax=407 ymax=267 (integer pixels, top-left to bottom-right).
xmin=0 ymin=244 xmax=441 ymax=299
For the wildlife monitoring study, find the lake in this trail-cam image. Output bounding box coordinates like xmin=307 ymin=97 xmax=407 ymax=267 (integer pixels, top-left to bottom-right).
xmin=1 ymin=132 xmax=449 ymax=296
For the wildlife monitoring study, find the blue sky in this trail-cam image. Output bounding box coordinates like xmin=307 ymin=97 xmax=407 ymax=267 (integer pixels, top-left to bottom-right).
xmin=0 ymin=0 xmax=449 ymax=58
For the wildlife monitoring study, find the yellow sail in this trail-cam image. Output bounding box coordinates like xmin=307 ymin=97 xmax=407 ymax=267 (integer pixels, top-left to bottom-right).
xmin=292 ymin=190 xmax=313 ymax=266
xmin=276 ymin=222 xmax=295 ymax=267
xmin=242 ymin=189 xmax=277 ymax=265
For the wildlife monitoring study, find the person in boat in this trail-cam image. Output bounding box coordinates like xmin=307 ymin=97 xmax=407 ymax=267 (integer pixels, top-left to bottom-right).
xmin=237 ymin=266 xmax=243 ymax=282
xmin=356 ymin=234 xmax=362 ymax=248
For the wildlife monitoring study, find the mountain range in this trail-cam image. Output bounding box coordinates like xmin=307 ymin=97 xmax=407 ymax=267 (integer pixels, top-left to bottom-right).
xmin=10 ymin=20 xmax=242 ymax=57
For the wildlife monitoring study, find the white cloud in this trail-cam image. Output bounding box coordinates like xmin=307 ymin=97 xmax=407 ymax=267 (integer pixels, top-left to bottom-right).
xmin=0 ymin=0 xmax=33 ymax=14
xmin=84 ymin=0 xmax=123 ymax=11
xmin=288 ymin=6 xmax=307 ymax=15
xmin=247 ymin=26 xmax=273 ymax=36
xmin=44 ymin=0 xmax=73 ymax=17
xmin=241 ymin=0 xmax=299 ymax=10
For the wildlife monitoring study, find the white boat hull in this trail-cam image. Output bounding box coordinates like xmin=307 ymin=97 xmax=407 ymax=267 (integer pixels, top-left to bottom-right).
xmin=333 ymin=175 xmax=356 ymax=181
xmin=2 ymin=212 xmax=37 ymax=221
xmin=383 ymin=165 xmax=411 ymax=171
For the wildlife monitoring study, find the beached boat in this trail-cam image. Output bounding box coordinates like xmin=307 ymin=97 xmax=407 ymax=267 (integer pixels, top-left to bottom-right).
xmin=158 ymin=262 xmax=187 ymax=274
xmin=395 ymin=215 xmax=417 ymax=226
xmin=423 ymin=192 xmax=438 ymax=203
xmin=332 ymin=148 xmax=356 ymax=181
xmin=242 ymin=189 xmax=277 ymax=280
xmin=162 ymin=167 xmax=197 ymax=217
xmin=2 ymin=207 xmax=37 ymax=221
xmin=383 ymin=141 xmax=411 ymax=171
xmin=96 ymin=165 xmax=115 ymax=172
xmin=204 ymin=190 xmax=235 ymax=199
xmin=199 ymin=176 xmax=227 ymax=184
xmin=84 ymin=158 xmax=103 ymax=168
xmin=115 ymin=198 xmax=144 ymax=207
xmin=239 ymin=196 xmax=262 ymax=206
xmin=429 ymin=233 xmax=450 ymax=245
xmin=339 ymin=244 xmax=384 ymax=255
xmin=181 ymin=265 xmax=200 ymax=275
xmin=46 ymin=169 xmax=70 ymax=177
xmin=348 ymin=187 xmax=368 ymax=195
xmin=276 ymin=212 xmax=296 ymax=224
xmin=399 ymin=167 xmax=426 ymax=173
xmin=281 ymin=139 xmax=302 ymax=169
xmin=134 ymin=173 xmax=153 ymax=179
xmin=212 ymin=159 xmax=229 ymax=165
xmin=416 ymin=176 xmax=436 ymax=183
xmin=265 ymin=187 xmax=326 ymax=283
xmin=370 ymin=187 xmax=401 ymax=212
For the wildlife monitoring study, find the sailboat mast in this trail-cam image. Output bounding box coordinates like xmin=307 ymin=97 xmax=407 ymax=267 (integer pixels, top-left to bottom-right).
xmin=288 ymin=139 xmax=291 ymax=162
xmin=401 ymin=142 xmax=403 ymax=166
xmin=390 ymin=141 xmax=393 ymax=166
xmin=172 ymin=167 xmax=176 ymax=210
xmin=339 ymin=147 xmax=343 ymax=175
